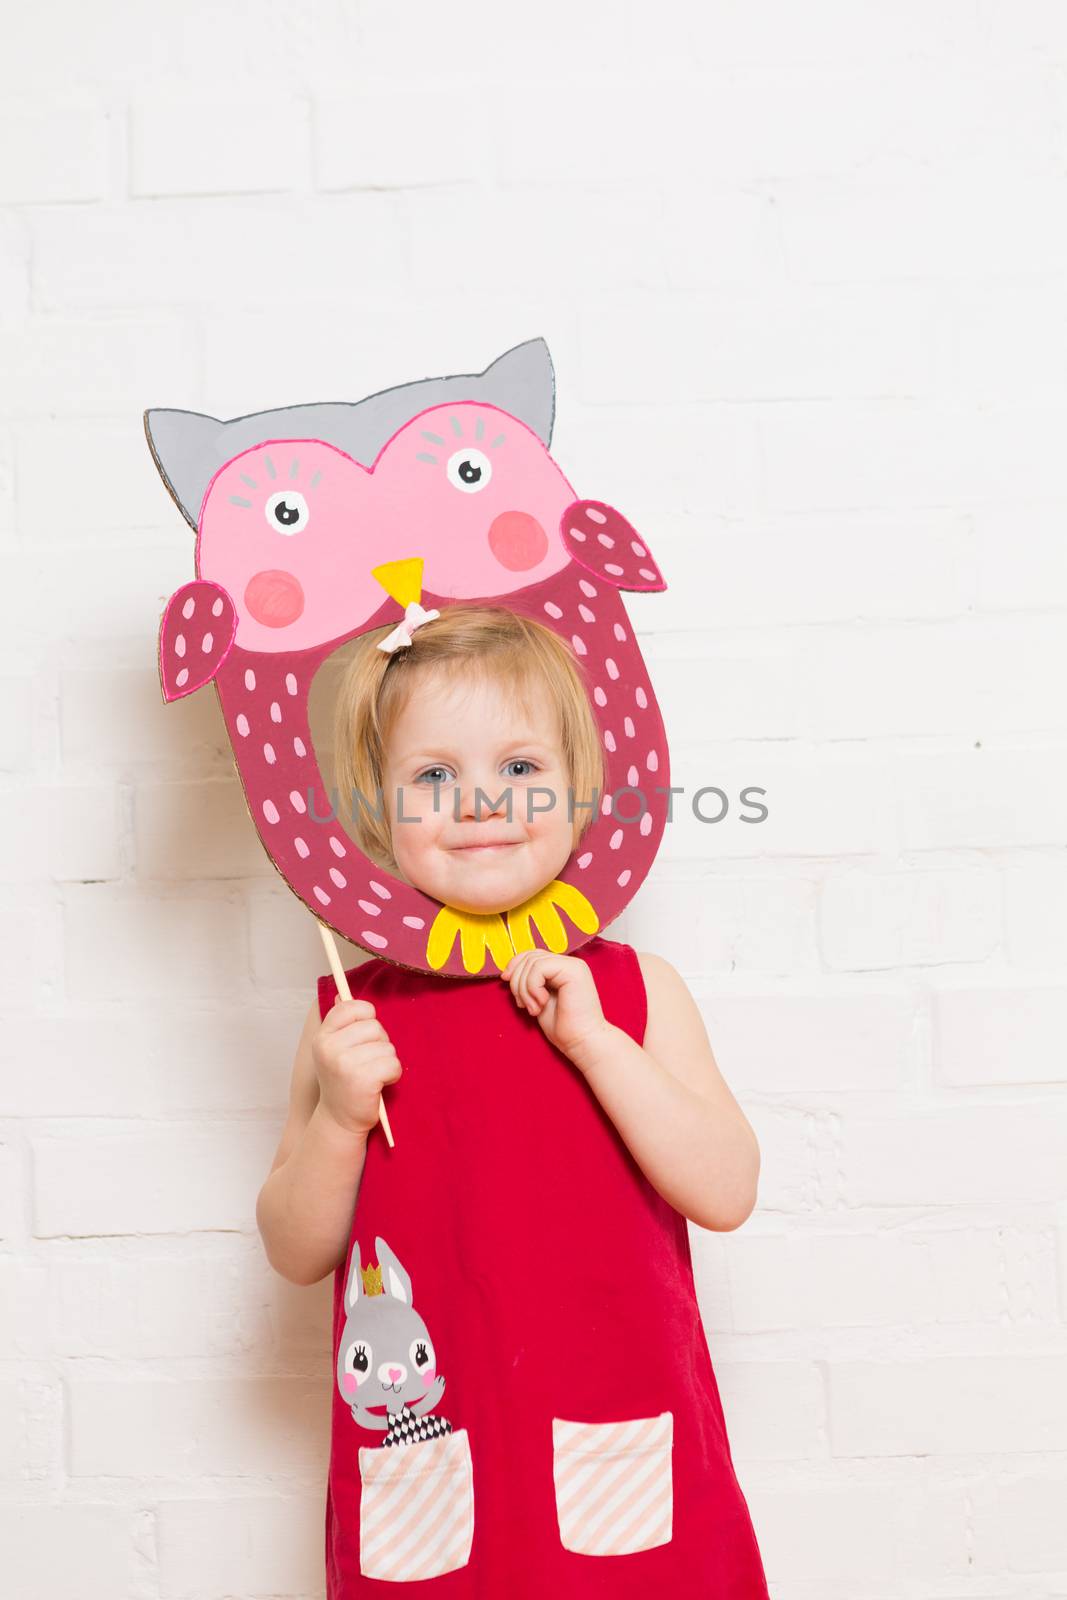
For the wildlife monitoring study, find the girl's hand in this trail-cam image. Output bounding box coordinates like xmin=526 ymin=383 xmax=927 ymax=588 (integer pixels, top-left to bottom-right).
xmin=312 ymin=997 xmax=402 ymax=1137
xmin=500 ymin=951 xmax=613 ymax=1070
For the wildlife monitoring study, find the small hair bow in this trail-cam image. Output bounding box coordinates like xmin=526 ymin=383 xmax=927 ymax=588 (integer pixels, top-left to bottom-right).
xmin=377 ymin=600 xmax=441 ymax=655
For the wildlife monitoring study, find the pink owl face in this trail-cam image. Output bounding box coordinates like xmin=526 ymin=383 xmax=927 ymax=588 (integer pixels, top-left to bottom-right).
xmin=198 ymin=402 xmax=575 ymax=653
xmin=150 ymin=339 xmax=672 ymax=977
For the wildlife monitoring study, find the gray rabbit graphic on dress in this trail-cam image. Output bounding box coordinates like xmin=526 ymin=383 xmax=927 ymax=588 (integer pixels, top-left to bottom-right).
xmin=337 ymin=1235 xmax=454 ymax=1448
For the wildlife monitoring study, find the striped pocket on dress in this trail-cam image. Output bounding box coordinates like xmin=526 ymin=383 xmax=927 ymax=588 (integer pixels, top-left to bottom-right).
xmin=551 ymin=1411 xmax=674 ymax=1556
xmin=358 ymin=1427 xmax=474 ymax=1581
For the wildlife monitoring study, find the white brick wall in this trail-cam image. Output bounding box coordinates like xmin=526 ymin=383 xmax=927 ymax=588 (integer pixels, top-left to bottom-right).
xmin=1 ymin=2 xmax=1064 ymax=1595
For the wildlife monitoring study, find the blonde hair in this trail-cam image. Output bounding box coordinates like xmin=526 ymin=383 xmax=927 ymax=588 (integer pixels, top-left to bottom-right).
xmin=330 ymin=605 xmax=606 ymax=873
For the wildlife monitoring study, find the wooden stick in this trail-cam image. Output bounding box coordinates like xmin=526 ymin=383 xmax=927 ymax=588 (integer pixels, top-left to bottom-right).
xmin=316 ymin=920 xmax=396 ymax=1150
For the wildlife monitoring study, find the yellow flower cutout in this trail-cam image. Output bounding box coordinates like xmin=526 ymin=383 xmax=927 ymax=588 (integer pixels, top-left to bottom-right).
xmin=507 ymin=880 xmax=599 ymax=954
xmin=426 ymin=906 xmax=515 ymax=974
xmin=426 ymin=881 xmax=600 ymax=974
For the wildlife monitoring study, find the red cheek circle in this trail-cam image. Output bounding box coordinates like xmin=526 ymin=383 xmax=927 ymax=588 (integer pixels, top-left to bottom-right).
xmin=488 ymin=511 xmax=549 ymax=572
xmin=245 ymin=569 xmax=305 ymax=627
xmin=342 ymin=1373 xmax=356 ymax=1395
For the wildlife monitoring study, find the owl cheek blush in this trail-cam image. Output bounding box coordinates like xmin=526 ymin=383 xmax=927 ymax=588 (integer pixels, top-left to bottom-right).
xmin=488 ymin=510 xmax=548 ymax=571
xmin=245 ymin=569 xmax=305 ymax=628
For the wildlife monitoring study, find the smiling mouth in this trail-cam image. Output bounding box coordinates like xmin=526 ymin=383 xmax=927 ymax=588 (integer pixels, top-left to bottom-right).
xmin=450 ymin=843 xmax=520 ymax=854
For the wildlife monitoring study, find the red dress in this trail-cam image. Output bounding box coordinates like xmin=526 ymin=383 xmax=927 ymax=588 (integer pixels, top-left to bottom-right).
xmin=318 ymin=935 xmax=770 ymax=1598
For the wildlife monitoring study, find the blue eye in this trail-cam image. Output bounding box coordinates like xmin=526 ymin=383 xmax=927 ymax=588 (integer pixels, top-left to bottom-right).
xmin=506 ymin=759 xmax=538 ymax=778
xmin=414 ymin=766 xmax=451 ymax=784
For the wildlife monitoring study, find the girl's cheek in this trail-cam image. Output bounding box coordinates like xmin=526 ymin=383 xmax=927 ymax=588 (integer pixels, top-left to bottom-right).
xmin=342 ymin=1374 xmax=356 ymax=1395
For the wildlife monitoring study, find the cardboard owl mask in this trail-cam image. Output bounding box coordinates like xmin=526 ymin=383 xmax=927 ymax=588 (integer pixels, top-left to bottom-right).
xmin=147 ymin=337 xmax=670 ymax=980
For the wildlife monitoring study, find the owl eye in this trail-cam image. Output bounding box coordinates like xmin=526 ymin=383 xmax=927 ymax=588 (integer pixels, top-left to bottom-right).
xmin=264 ymin=490 xmax=309 ymax=535
xmin=446 ymin=448 xmax=492 ymax=495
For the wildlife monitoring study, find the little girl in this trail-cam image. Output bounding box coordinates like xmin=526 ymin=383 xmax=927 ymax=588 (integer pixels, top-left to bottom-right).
xmin=256 ymin=605 xmax=770 ymax=1598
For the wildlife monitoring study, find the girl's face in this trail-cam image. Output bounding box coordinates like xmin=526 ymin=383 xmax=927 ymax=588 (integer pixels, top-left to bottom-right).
xmin=381 ymin=668 xmax=577 ymax=915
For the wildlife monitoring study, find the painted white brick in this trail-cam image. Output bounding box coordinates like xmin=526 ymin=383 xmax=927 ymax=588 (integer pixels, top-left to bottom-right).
xmin=0 ymin=99 xmax=109 ymax=204
xmin=157 ymin=1494 xmax=324 ymax=1596
xmin=894 ymin=746 xmax=1067 ymax=852
xmin=405 ymin=185 xmax=684 ymax=294
xmin=31 ymin=196 xmax=408 ymax=312
xmin=247 ymin=879 xmax=365 ymax=996
xmin=936 ymin=277 xmax=1067 ymax=398
xmin=0 ymin=1006 xmax=296 ymax=1117
xmin=649 ymin=615 xmax=1067 ymax=745
xmin=744 ymin=1104 xmax=844 ymax=1216
xmin=727 ymin=1226 xmax=1059 ymax=1331
xmin=969 ymin=1466 xmax=1067 ymax=1571
xmin=6 ymin=1 xmax=355 ymax=91
xmin=0 ymin=896 xmax=63 ymax=1013
xmin=310 ymin=3 xmax=644 ymax=86
xmin=975 ymin=502 xmax=1067 ymax=612
xmin=1 ymin=546 xmax=192 ymax=664
xmin=1003 ymin=856 xmax=1067 ymax=970
xmin=778 ymin=172 xmax=1067 ymax=283
xmin=829 ymin=1354 xmax=1067 ymax=1456
xmin=652 ymin=745 xmax=897 ymax=861
xmin=759 ymin=397 xmax=1067 ymax=513
xmin=714 ymin=1360 xmax=825 ymax=1461
xmin=316 ymin=87 xmax=487 ymax=190
xmin=841 ymin=1104 xmax=1067 ymax=1206
xmin=31 ymin=1123 xmax=279 ymax=1237
xmin=134 ymin=778 xmax=275 ymax=880
xmin=68 ymin=1376 xmax=330 ymax=1478
xmin=690 ymin=0 xmax=979 ymax=64
xmin=687 ymin=1228 xmax=733 ymax=1334
xmin=581 ymin=284 xmax=940 ymax=400
xmin=631 ymin=866 xmax=821 ymax=976
xmin=0 ymin=1261 xmax=47 ymax=1355
xmin=0 ymin=315 xmax=198 ymax=419
xmin=562 ymin=405 xmax=761 ymax=523
xmin=0 ymin=213 xmax=30 ymax=327
xmin=750 ymin=1472 xmax=969 ymax=1584
xmin=0 ymin=1503 xmax=143 ymax=1598
xmin=0 ymin=1378 xmax=60 ymax=1482
xmin=0 ymin=673 xmax=34 ymax=773
xmin=819 ymin=865 xmax=1001 ymax=971
xmin=60 ymin=666 xmax=218 ymax=773
xmin=0 ymin=1138 xmax=25 ymax=1243
xmin=27 ymin=1249 xmax=271 ymax=1361
xmin=0 ymin=784 xmax=123 ymax=884
xmin=62 ymin=886 xmax=252 ymax=1002
xmin=691 ymin=983 xmax=918 ymax=1094
xmin=933 ymin=979 xmax=1067 ymax=1086
xmin=0 ymin=422 xmax=15 ymax=534
xmin=15 ymin=417 xmax=177 ymax=538
xmin=979 ymin=1 xmax=1067 ymax=57
xmin=632 ymin=511 xmax=974 ymax=630
xmin=688 ymin=59 xmax=1062 ymax=183
xmin=131 ymin=87 xmax=311 ymax=198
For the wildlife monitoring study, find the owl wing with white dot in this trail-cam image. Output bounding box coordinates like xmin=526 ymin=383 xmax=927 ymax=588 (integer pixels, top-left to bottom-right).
xmin=560 ymin=501 xmax=667 ymax=591
xmin=158 ymin=579 xmax=238 ymax=702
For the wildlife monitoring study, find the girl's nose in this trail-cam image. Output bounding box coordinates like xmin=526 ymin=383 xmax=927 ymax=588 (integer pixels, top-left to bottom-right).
xmin=457 ymin=778 xmax=510 ymax=823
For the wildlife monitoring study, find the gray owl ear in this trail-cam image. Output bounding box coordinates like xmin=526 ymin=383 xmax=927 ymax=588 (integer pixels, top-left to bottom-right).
xmin=144 ymin=407 xmax=228 ymax=532
xmin=480 ymin=337 xmax=556 ymax=449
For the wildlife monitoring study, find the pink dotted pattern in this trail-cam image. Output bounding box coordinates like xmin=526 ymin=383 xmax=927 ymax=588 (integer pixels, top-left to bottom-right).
xmin=159 ymin=499 xmax=670 ymax=978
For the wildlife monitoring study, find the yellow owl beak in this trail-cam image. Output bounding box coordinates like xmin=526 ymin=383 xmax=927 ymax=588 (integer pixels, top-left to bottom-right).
xmin=372 ymin=557 xmax=425 ymax=609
